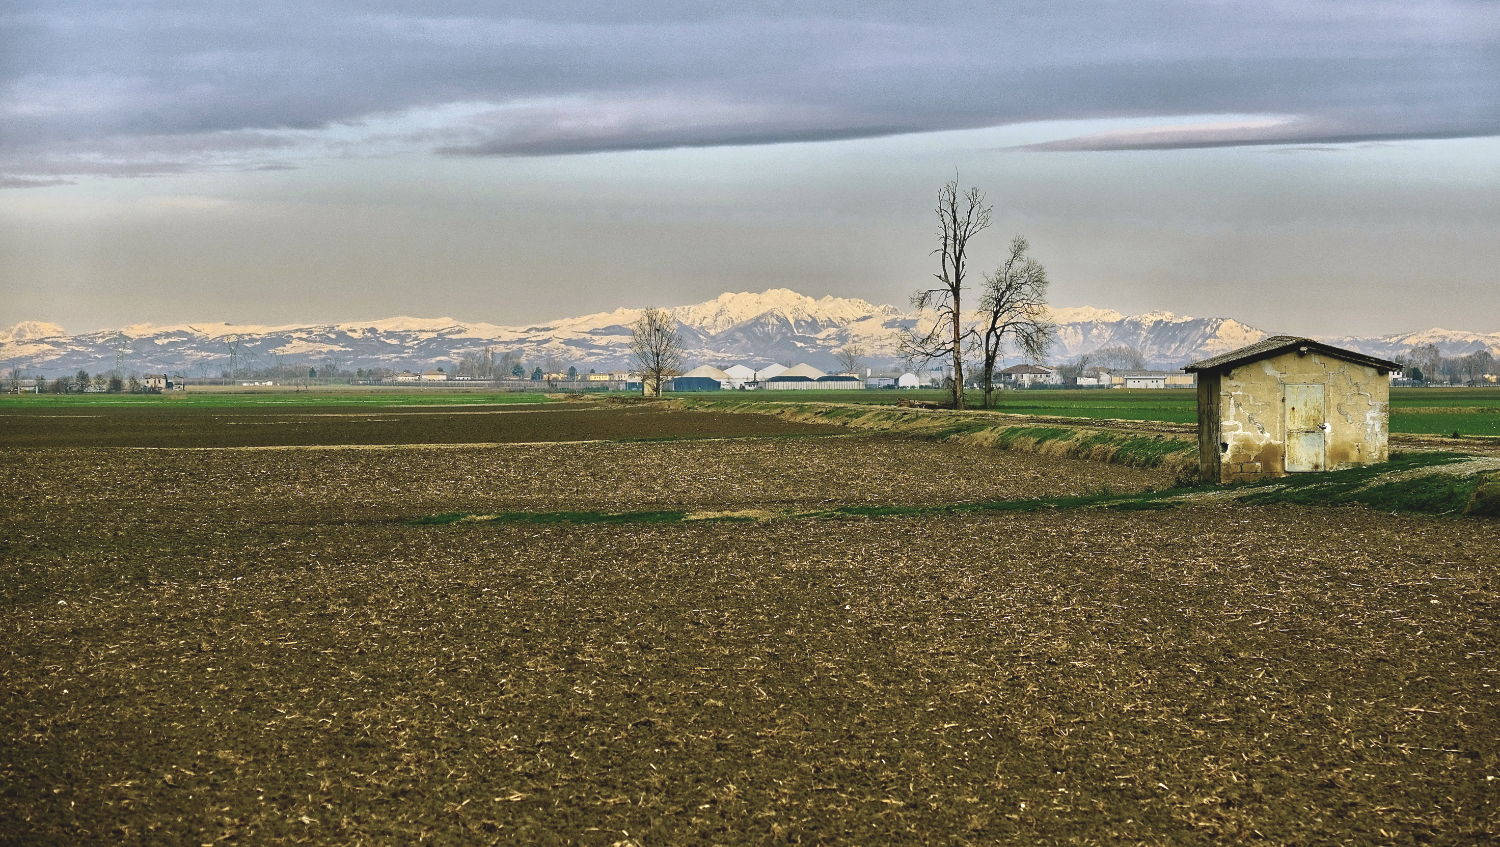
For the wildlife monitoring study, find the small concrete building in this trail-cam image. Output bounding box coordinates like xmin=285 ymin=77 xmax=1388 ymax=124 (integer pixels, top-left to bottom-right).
xmin=1183 ymin=336 xmax=1400 ymax=484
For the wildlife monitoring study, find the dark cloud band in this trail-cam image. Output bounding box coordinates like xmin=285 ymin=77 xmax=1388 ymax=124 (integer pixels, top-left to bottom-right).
xmin=2 ymin=1 xmax=1497 ymax=179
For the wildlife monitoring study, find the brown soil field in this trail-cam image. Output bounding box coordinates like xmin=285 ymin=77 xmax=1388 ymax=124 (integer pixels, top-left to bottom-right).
xmin=2 ymin=407 xmax=1497 ymax=845
xmin=0 ymin=403 xmax=843 ymax=449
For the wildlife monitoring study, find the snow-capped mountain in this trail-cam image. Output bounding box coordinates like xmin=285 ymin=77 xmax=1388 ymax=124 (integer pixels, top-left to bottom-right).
xmin=1 ymin=289 xmax=1494 ymax=377
xmin=1321 ymin=327 xmax=1500 ymax=360
xmin=1045 ymin=308 xmax=1269 ymax=365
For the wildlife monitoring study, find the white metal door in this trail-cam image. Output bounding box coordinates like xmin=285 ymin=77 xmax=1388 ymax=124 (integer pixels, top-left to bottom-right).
xmin=1285 ymin=383 xmax=1326 ymax=472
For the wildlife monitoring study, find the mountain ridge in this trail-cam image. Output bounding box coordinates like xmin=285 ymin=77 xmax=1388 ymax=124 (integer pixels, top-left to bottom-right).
xmin=3 ymin=289 xmax=1496 ymax=377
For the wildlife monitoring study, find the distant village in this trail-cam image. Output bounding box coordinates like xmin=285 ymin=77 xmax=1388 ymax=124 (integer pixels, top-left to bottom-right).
xmin=6 ymin=342 xmax=1495 ymax=394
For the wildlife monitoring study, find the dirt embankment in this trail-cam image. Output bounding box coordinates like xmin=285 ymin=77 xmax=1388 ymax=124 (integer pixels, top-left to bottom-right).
xmin=681 ymin=399 xmax=1202 ymax=482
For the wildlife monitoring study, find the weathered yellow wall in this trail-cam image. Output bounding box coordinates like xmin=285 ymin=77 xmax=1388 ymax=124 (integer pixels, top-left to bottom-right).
xmin=1216 ymin=351 xmax=1388 ymax=484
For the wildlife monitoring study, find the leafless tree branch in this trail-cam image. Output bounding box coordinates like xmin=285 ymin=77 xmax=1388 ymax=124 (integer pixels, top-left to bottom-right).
xmin=975 ymin=235 xmax=1056 ymax=408
xmin=899 ymin=177 xmax=990 ymax=409
xmin=630 ymin=307 xmax=686 ymax=397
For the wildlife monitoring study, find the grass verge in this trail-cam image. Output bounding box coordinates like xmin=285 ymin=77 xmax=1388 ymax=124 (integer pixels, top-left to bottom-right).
xmin=682 ymin=399 xmax=1201 ymax=480
xmin=1235 ymin=452 xmax=1497 ymax=516
xmin=411 ymin=453 xmax=1499 ymax=527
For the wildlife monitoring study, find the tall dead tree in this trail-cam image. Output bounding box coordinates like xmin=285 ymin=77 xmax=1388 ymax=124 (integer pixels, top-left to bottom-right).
xmin=976 ymin=236 xmax=1055 ymax=408
xmin=901 ymin=178 xmax=990 ymax=409
xmin=629 ymin=307 xmax=685 ymax=397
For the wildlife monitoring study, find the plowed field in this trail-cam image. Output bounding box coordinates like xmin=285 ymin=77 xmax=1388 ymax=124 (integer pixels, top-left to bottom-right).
xmin=2 ymin=405 xmax=1496 ymax=845
xmin=0 ymin=402 xmax=842 ymax=449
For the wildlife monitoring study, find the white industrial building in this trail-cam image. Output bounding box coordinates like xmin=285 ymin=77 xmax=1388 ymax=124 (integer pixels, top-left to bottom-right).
xmin=721 ymin=364 xmax=756 ymax=389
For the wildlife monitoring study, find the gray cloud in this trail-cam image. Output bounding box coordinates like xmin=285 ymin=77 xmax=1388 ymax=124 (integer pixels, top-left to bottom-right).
xmin=2 ymin=1 xmax=1498 ymax=178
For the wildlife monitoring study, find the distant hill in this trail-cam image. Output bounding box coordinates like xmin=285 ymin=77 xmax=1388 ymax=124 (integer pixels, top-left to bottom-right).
xmin=2 ymin=289 xmax=1495 ymax=377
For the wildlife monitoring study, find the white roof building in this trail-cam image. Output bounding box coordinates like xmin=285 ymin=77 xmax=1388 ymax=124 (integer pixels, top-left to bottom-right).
xmin=776 ymin=363 xmax=827 ymax=379
xmin=754 ymin=363 xmax=788 ymax=381
xmin=721 ymin=364 xmax=756 ymax=388
xmin=680 ymin=364 xmax=731 ymax=382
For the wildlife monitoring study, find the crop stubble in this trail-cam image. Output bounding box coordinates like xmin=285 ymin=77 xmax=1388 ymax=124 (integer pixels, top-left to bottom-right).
xmin=2 ymin=407 xmax=1497 ymax=845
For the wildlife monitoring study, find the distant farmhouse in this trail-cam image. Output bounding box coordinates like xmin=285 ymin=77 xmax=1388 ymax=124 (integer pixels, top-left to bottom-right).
xmin=998 ymin=364 xmax=1061 ymax=387
xmin=141 ymin=374 xmax=184 ymax=391
xmin=1184 ymin=337 xmax=1400 ymax=484
xmin=1112 ymin=370 xmax=1196 ymax=390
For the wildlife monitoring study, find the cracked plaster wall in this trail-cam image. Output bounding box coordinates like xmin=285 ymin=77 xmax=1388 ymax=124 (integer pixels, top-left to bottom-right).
xmin=1212 ymin=351 xmax=1388 ymax=484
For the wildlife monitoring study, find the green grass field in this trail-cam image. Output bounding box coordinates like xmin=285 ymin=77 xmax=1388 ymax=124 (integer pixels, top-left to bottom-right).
xmin=676 ymin=388 xmax=1200 ymax=423
xmin=669 ymin=386 xmax=1500 ymax=435
xmin=8 ymin=385 xmax=1498 ymax=434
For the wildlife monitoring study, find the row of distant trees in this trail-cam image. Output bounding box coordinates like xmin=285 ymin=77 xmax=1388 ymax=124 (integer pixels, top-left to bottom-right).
xmin=5 ymin=352 xmax=607 ymax=391
xmin=450 ymin=348 xmax=598 ymax=381
xmin=1392 ymin=344 xmax=1496 ymax=386
xmin=7 ymin=368 xmax=136 ymax=393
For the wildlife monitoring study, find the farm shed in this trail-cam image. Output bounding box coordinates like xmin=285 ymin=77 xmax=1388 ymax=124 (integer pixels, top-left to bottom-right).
xmin=1183 ymin=336 xmax=1400 ymax=484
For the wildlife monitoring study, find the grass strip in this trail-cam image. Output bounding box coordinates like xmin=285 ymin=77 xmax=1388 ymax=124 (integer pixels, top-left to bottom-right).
xmin=1233 ymin=452 xmax=1487 ymax=515
xmin=411 ymin=452 xmax=1496 ymax=527
xmin=681 ymin=399 xmax=1200 ymax=478
xmin=411 ymin=509 xmax=689 ymax=526
xmin=411 ymin=489 xmax=1191 ymax=527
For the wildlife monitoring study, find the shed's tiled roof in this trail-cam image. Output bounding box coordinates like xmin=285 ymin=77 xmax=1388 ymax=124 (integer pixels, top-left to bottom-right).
xmin=1182 ymin=336 xmax=1401 ymax=373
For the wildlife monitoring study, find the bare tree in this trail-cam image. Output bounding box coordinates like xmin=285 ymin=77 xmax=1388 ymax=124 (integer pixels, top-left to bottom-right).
xmin=1055 ymin=353 xmax=1093 ymax=384
xmin=833 ymin=343 xmax=867 ymax=375
xmin=974 ymin=236 xmax=1055 ymax=408
xmin=630 ymin=307 xmax=685 ymax=397
xmin=1405 ymin=344 xmax=1442 ymax=384
xmin=1461 ymin=350 xmax=1495 ymax=386
xmin=320 ymin=354 xmax=346 ymax=381
xmin=901 ymin=178 xmax=990 ymax=409
xmin=1089 ymin=345 xmax=1146 ymax=371
xmin=498 ymin=351 xmax=521 ymax=381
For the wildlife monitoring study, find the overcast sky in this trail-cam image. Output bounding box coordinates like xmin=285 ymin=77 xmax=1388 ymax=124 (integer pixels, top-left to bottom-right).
xmin=2 ymin=1 xmax=1497 ymax=337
